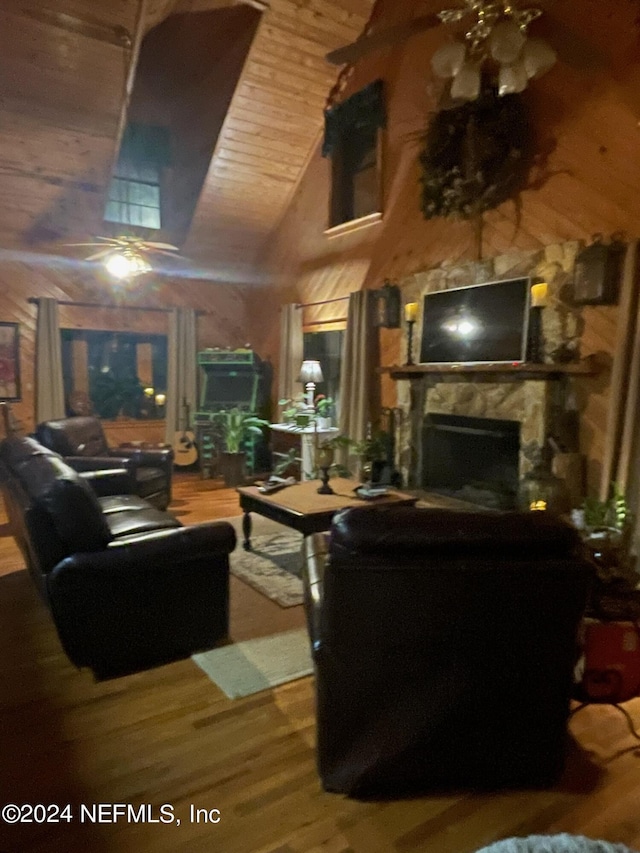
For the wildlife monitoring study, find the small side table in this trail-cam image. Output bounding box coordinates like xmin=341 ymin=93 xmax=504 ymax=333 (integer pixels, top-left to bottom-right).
xmin=270 ymin=424 xmax=339 ymax=481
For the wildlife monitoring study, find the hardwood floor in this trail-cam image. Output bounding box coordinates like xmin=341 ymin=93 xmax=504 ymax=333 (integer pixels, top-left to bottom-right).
xmin=1 ymin=474 xmax=640 ymax=852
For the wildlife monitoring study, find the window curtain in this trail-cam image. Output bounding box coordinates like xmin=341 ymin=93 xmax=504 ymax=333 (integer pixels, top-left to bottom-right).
xmin=599 ymin=239 xmax=640 ymax=557
xmin=164 ymin=308 xmax=197 ymax=445
xmin=337 ymin=290 xmax=380 ymax=474
xmin=35 ymin=298 xmax=65 ymax=423
xmin=278 ymin=304 xmax=303 ymax=416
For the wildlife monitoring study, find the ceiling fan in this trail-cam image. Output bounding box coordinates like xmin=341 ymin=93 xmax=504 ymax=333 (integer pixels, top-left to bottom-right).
xmin=66 ymin=236 xmax=183 ymax=280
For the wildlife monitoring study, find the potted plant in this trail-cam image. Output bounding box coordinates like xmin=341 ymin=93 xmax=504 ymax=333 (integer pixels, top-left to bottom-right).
xmin=314 ymin=395 xmax=334 ymax=429
xmin=278 ymin=394 xmax=310 ymax=427
xmin=214 ymin=408 xmax=269 ymax=486
xmin=573 ymin=484 xmax=640 ymax=619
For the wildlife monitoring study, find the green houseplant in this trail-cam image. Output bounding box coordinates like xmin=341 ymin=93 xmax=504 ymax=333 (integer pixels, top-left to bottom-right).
xmin=214 ymin=408 xmax=269 ymax=486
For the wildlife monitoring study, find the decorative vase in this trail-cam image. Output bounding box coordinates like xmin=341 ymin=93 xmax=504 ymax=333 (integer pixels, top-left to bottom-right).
xmin=316 ymin=416 xmax=332 ymax=430
xmin=316 ymin=445 xmax=335 ymax=494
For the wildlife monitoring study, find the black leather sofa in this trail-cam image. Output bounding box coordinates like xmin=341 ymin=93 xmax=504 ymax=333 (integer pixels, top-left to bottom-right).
xmin=0 ymin=434 xmax=235 ymax=680
xmin=302 ymin=504 xmax=594 ymax=797
xmin=35 ymin=416 xmax=173 ymax=510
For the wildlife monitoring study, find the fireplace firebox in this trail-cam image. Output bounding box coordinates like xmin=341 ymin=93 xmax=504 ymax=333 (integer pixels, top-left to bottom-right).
xmin=422 ymin=413 xmax=520 ymax=509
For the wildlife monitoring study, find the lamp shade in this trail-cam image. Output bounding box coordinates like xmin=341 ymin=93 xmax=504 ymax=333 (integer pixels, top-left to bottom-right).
xmin=299 ymin=359 xmax=323 ymax=384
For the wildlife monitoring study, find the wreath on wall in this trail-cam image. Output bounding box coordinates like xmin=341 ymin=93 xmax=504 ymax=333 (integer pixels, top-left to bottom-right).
xmin=419 ymin=85 xmax=535 ymax=221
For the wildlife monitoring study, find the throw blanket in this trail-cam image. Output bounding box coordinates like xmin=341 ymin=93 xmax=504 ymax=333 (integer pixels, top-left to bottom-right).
xmin=475 ymin=835 xmax=638 ymax=853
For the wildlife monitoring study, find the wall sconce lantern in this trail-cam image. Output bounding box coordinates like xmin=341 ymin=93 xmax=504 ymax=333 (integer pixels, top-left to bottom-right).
xmin=375 ymin=280 xmax=401 ymax=328
xmin=572 ymin=236 xmax=625 ymax=306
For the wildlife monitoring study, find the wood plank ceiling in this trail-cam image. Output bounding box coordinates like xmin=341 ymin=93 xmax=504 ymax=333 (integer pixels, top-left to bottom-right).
xmin=0 ymin=0 xmax=375 ymax=284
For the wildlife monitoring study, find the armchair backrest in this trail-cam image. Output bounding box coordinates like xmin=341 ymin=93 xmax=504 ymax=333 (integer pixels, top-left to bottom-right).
xmin=312 ymin=505 xmax=594 ymax=795
xmin=36 ymin=416 xmax=109 ymax=457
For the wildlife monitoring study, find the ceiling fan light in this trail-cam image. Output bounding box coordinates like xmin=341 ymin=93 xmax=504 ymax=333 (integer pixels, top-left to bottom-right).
xmin=431 ymin=41 xmax=466 ymax=78
xmin=450 ymin=60 xmax=481 ymax=101
xmin=498 ymin=59 xmax=529 ymax=96
xmin=522 ymin=37 xmax=557 ymax=79
xmin=489 ymin=19 xmax=526 ymax=64
xmin=104 ymin=249 xmax=151 ymax=280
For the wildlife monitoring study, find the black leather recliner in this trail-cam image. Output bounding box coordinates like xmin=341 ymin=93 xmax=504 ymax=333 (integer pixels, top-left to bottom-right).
xmin=0 ymin=434 xmax=234 ymax=680
xmin=302 ymin=504 xmax=594 ymax=797
xmin=35 ymin=416 xmax=173 ymax=510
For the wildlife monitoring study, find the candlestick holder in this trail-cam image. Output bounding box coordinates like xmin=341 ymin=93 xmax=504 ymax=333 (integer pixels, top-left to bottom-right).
xmin=405 ymin=319 xmax=416 ymax=366
xmin=526 ymin=306 xmax=544 ymax=363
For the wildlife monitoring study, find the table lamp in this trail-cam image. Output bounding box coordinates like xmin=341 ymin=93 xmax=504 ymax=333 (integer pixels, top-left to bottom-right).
xmin=299 ymin=360 xmax=323 ymax=409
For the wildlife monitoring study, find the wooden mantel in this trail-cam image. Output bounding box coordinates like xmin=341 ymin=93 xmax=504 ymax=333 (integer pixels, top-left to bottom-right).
xmin=379 ymin=356 xmax=599 ymax=382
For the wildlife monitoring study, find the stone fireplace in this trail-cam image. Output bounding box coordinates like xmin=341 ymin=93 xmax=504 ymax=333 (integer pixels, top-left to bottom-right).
xmin=392 ymin=243 xmax=589 ymax=504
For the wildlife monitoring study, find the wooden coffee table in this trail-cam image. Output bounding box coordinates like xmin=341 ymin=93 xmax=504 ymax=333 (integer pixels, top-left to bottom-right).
xmin=237 ymin=478 xmax=417 ymax=550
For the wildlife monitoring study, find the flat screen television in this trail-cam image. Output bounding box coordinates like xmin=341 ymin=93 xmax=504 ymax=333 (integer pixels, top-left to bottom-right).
xmin=418 ymin=277 xmax=531 ymax=365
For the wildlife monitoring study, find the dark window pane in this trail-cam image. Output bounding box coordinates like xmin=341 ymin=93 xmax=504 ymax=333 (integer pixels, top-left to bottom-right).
xmin=60 ymin=329 xmax=168 ymax=420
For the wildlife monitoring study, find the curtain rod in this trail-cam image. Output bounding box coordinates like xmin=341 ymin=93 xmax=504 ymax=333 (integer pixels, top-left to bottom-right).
xmin=296 ymin=295 xmax=351 ymax=309
xmin=27 ymin=297 xmax=206 ymax=315
xmin=304 ymin=317 xmax=347 ymax=327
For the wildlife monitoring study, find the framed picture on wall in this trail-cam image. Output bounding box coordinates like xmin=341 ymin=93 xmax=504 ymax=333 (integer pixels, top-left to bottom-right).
xmin=0 ymin=322 xmax=21 ymax=401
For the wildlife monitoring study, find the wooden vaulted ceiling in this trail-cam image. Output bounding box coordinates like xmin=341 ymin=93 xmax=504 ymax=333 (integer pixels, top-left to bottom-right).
xmin=0 ymin=0 xmax=374 ymax=284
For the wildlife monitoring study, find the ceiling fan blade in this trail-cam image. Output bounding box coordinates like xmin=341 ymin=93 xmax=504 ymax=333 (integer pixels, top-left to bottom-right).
xmin=149 ymin=249 xmax=186 ymax=259
xmin=143 ymin=241 xmax=181 ymax=251
xmin=85 ymin=249 xmax=113 ymax=261
xmin=326 ymin=13 xmax=440 ymax=65
xmin=65 ymin=242 xmax=105 ymax=248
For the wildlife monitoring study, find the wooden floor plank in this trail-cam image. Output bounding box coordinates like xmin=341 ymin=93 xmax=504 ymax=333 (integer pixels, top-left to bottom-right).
xmin=1 ymin=474 xmax=640 ymax=851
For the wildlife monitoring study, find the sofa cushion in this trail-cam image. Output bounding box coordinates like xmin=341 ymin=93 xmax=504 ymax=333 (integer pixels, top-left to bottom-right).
xmin=105 ymin=506 xmax=181 ymax=540
xmin=98 ymin=495 xmax=152 ymax=514
xmin=12 ymin=451 xmax=112 ymax=555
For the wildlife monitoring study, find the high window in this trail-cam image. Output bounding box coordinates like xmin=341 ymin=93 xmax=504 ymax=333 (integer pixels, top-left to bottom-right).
xmin=323 ymin=80 xmax=385 ymax=231
xmin=104 ymin=124 xmax=171 ymax=230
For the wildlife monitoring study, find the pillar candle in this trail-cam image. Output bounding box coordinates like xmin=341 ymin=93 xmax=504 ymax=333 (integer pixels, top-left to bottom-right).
xmin=404 ymin=302 xmax=419 ymax=322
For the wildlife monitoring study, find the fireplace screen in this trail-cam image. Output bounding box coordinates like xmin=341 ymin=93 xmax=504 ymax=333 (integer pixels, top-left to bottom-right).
xmin=422 ymin=413 xmax=520 ymax=509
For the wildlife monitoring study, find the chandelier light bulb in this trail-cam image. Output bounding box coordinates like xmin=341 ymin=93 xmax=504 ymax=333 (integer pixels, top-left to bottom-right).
xmin=489 ymin=19 xmax=526 ymax=63
xmin=498 ymin=59 xmax=529 ymax=95
xmin=431 ymin=41 xmax=466 ymax=78
xmin=522 ymin=37 xmax=557 ymax=78
xmin=451 ymin=60 xmax=482 ymax=100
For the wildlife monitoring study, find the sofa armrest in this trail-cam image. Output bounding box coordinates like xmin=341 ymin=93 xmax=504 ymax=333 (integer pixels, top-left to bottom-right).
xmin=301 ymin=532 xmax=329 ymax=654
xmin=79 ymin=468 xmax=134 ymax=497
xmin=110 ymin=446 xmax=173 ymax=467
xmin=46 ymin=521 xmax=236 ymax=678
xmin=65 ymin=455 xmax=135 ymax=473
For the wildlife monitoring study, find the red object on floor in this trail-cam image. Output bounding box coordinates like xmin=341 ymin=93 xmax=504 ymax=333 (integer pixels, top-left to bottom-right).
xmin=581 ymin=620 xmax=640 ymax=703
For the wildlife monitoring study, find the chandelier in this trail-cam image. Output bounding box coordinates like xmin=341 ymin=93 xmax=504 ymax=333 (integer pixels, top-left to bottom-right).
xmin=431 ymin=1 xmax=557 ymax=101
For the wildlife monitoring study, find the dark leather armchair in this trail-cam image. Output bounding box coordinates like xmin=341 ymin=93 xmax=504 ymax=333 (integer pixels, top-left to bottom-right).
xmin=35 ymin=416 xmax=173 ymax=509
xmin=302 ymin=505 xmax=594 ymax=797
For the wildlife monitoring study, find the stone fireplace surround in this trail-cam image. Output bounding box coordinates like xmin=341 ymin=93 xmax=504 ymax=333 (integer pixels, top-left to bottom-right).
xmin=393 ymin=242 xmax=587 ymax=502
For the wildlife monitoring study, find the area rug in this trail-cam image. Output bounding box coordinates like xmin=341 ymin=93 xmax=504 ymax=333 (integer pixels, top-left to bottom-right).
xmin=474 ymin=835 xmax=639 ymax=853
xmin=192 ymin=628 xmax=313 ymax=699
xmin=230 ymin=530 xmax=304 ymax=608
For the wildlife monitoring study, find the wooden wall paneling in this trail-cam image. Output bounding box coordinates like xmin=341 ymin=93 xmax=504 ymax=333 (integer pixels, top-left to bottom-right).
xmin=256 ymin=0 xmax=640 ymax=494
xmin=0 ymin=260 xmax=252 ymax=433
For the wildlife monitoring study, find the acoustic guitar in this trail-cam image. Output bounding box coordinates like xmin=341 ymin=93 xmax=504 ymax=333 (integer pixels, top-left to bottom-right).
xmin=173 ymin=398 xmax=198 ymax=467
